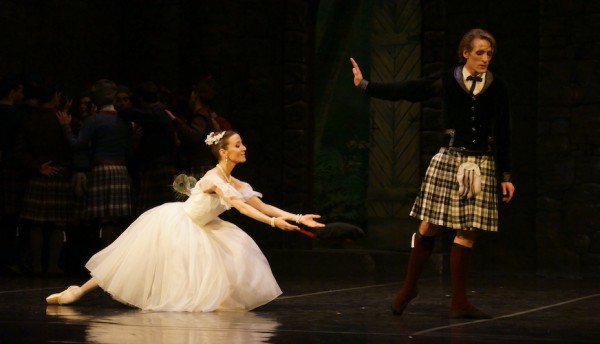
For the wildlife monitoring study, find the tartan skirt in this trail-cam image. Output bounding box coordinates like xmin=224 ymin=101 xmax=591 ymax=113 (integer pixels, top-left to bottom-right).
xmin=87 ymin=165 xmax=132 ymax=219
xmin=410 ymin=148 xmax=499 ymax=232
xmin=20 ymin=174 xmax=76 ymax=223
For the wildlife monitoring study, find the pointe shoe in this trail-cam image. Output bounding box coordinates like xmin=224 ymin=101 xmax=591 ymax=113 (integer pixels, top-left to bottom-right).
xmin=46 ymin=286 xmax=82 ymax=305
xmin=450 ymin=304 xmax=492 ymax=319
xmin=391 ymin=290 xmax=418 ymax=316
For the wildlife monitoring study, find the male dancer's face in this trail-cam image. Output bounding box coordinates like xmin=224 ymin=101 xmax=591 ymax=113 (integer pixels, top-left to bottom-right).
xmin=463 ymin=38 xmax=493 ymax=76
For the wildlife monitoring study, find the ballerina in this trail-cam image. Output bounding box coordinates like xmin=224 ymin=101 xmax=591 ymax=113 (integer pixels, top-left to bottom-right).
xmin=46 ymin=130 xmax=325 ymax=312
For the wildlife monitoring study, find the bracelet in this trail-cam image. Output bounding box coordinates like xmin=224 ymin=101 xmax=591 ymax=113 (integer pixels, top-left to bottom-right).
xmin=502 ymin=173 xmax=511 ymax=183
xmin=295 ymin=214 xmax=303 ymax=224
xmin=270 ymin=217 xmax=276 ymax=228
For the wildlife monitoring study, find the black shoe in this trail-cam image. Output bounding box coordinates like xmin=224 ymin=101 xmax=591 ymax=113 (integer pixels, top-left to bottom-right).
xmin=390 ymin=291 xmax=418 ymax=316
xmin=450 ymin=305 xmax=492 ymax=319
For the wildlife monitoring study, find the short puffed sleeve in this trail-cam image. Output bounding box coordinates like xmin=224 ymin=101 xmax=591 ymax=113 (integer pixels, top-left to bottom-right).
xmin=237 ymin=180 xmax=262 ymax=201
xmin=198 ymin=172 xmax=244 ymax=209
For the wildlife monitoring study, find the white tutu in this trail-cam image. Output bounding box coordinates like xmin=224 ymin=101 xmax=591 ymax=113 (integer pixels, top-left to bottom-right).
xmin=85 ymin=172 xmax=282 ymax=312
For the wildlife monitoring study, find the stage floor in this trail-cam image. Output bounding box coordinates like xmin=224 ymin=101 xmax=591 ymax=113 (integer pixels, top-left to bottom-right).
xmin=1 ymin=253 xmax=599 ymax=343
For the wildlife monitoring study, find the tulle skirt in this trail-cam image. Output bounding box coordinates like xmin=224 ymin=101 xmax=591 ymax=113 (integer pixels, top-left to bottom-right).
xmin=85 ymin=202 xmax=282 ymax=312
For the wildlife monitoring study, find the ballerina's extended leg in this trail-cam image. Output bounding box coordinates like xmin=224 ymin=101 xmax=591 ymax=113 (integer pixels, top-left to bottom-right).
xmin=46 ymin=278 xmax=99 ymax=305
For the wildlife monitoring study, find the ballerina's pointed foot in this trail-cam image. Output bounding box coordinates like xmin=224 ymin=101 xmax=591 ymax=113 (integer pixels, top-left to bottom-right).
xmin=46 ymin=286 xmax=82 ymax=305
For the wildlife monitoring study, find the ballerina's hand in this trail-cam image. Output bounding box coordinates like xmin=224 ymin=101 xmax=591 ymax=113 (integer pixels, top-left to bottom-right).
xmin=275 ymin=217 xmax=301 ymax=231
xmin=300 ymin=214 xmax=326 ymax=228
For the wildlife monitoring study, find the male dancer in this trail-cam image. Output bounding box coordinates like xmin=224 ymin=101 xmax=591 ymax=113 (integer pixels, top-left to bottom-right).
xmin=351 ymin=28 xmax=515 ymax=319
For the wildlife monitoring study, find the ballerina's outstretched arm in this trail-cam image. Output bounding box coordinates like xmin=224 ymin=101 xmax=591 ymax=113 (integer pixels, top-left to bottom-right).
xmin=245 ymin=195 xmax=325 ymax=229
xmin=213 ymin=187 xmax=324 ymax=231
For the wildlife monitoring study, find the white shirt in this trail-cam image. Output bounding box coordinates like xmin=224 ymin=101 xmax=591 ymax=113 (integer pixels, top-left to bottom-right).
xmin=462 ymin=66 xmax=486 ymax=95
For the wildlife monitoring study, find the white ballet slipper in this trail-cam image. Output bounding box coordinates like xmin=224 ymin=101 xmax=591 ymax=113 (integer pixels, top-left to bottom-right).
xmin=46 ymin=286 xmax=82 ymax=305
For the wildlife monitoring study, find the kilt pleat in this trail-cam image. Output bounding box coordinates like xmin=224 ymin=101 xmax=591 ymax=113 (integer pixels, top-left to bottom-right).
xmin=410 ymin=148 xmax=499 ymax=231
xmin=20 ymin=174 xmax=76 ymax=223
xmin=87 ymin=165 xmax=131 ymax=218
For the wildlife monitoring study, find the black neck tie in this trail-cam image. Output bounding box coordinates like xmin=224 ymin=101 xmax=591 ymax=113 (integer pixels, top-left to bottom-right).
xmin=467 ymin=75 xmax=482 ymax=95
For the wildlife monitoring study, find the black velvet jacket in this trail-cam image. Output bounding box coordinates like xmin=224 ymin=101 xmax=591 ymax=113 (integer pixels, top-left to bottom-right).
xmin=364 ymin=66 xmax=511 ymax=174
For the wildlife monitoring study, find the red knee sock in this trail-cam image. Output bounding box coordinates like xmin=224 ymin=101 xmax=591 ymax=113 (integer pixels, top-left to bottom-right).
xmin=450 ymin=243 xmax=472 ymax=310
xmin=392 ymin=233 xmax=435 ymax=308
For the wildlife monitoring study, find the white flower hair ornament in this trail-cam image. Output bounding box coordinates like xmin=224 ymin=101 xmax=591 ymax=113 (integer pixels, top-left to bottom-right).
xmin=205 ymin=131 xmax=225 ymax=146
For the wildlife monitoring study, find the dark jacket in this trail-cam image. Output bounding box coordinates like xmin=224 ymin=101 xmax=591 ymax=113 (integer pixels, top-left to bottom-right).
xmin=14 ymin=104 xmax=73 ymax=173
xmin=119 ymin=104 xmax=178 ymax=168
xmin=364 ymin=66 xmax=511 ymax=173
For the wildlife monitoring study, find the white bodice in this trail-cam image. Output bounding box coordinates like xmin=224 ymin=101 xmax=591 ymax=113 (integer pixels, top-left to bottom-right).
xmin=182 ymin=171 xmax=262 ymax=226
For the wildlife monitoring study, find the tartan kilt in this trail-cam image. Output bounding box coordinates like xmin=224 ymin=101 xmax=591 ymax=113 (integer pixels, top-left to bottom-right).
xmin=87 ymin=165 xmax=131 ymax=219
xmin=410 ymin=148 xmax=499 ymax=232
xmin=135 ymin=165 xmax=178 ymax=215
xmin=20 ymin=174 xmax=76 ymax=223
xmin=0 ymin=165 xmax=27 ymax=216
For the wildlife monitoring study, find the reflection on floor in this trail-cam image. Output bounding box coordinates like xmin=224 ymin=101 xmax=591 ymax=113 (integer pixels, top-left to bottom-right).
xmin=1 ymin=249 xmax=600 ymax=343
